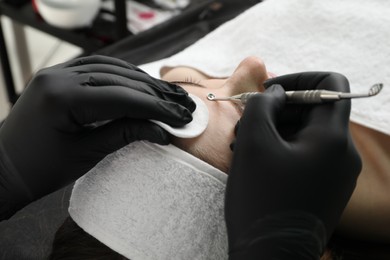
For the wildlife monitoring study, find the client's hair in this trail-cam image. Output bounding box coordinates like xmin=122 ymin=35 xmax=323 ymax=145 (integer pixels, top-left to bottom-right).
xmin=50 ymin=217 xmax=127 ymax=260
xmin=50 ymin=217 xmax=338 ymax=260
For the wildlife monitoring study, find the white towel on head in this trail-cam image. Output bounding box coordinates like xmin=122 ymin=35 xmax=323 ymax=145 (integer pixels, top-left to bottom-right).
xmin=141 ymin=0 xmax=390 ymax=135
xmin=69 ymin=141 xmax=228 ymax=260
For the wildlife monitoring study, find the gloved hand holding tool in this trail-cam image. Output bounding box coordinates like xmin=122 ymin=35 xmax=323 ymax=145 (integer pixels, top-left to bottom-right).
xmin=225 ymin=72 xmax=362 ymax=259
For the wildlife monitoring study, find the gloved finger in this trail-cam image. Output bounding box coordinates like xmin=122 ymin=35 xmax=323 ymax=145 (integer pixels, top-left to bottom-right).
xmin=261 ymin=73 xmax=313 ymax=130
xmin=236 ymin=85 xmax=287 ymax=154
xmin=77 ymin=72 xmax=196 ymax=112
xmin=299 ymin=74 xmax=351 ymax=134
xmin=263 ymin=72 xmax=323 ymax=91
xmin=71 ymin=86 xmax=193 ymax=127
xmin=265 ymin=73 xmax=351 ymax=136
xmin=56 ymin=55 xmax=192 ymax=100
xmin=79 ymin=118 xmax=170 ymax=160
xmin=72 ymin=63 xmax=189 ymax=95
xmin=293 ymin=107 xmax=351 ymax=154
xmin=264 ymin=72 xmax=350 ymax=93
xmin=294 ymin=100 xmax=351 ymax=153
xmin=59 ymin=55 xmax=144 ymax=73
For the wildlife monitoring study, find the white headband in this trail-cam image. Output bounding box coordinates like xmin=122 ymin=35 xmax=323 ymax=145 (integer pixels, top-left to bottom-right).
xmin=69 ymin=141 xmax=228 ymax=260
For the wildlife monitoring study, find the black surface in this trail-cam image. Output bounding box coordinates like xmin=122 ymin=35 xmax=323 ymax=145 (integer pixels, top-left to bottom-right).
xmin=3 ymin=0 xmax=29 ymax=6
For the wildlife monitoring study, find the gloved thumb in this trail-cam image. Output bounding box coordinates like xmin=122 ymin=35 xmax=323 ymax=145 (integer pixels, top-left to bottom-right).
xmin=80 ymin=118 xmax=170 ymax=160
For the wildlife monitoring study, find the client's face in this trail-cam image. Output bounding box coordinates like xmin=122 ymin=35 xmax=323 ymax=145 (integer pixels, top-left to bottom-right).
xmin=161 ymin=56 xmax=272 ymax=173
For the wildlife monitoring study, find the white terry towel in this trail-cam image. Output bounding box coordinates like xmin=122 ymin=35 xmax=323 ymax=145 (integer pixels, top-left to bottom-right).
xmin=141 ymin=0 xmax=390 ymax=135
xmin=69 ymin=141 xmax=228 ymax=260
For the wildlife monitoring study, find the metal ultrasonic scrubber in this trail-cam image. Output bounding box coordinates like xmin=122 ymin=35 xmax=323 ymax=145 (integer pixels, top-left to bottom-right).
xmin=207 ymin=83 xmax=384 ymax=105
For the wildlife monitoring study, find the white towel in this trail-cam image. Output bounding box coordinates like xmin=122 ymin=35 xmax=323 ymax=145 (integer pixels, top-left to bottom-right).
xmin=69 ymin=141 xmax=228 ymax=260
xmin=141 ymin=0 xmax=390 ymax=135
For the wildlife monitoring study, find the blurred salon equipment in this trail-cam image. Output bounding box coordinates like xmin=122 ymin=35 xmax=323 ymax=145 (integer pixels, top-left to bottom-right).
xmin=1 ymin=0 xmax=256 ymax=105
xmin=35 ymin=0 xmax=101 ymax=29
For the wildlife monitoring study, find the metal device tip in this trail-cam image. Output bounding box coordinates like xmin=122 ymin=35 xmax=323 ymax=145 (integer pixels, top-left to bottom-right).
xmin=369 ymin=83 xmax=384 ymax=96
xmin=207 ymin=93 xmax=216 ymax=101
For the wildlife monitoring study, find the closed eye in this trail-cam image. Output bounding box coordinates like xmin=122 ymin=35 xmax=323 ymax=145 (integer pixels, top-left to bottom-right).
xmin=169 ymin=79 xmax=206 ymax=88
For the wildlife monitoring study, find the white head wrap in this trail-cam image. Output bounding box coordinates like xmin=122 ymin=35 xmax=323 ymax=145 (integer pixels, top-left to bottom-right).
xmin=69 ymin=141 xmax=228 ymax=260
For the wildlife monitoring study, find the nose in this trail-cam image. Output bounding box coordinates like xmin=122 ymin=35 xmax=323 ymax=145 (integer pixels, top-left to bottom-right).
xmin=224 ymin=56 xmax=270 ymax=96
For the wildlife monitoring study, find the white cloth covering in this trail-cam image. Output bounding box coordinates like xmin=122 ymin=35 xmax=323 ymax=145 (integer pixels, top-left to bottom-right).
xmin=69 ymin=141 xmax=228 ymax=260
xmin=141 ymin=0 xmax=390 ymax=136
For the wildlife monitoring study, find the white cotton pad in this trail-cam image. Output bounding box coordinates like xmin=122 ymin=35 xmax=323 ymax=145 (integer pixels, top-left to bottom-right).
xmin=150 ymin=94 xmax=209 ymax=138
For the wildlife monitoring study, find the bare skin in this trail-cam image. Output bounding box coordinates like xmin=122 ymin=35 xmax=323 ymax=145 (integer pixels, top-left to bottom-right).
xmin=340 ymin=123 xmax=390 ymax=242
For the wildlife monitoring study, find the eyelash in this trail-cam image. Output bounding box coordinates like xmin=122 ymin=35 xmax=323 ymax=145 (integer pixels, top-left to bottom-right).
xmin=170 ymin=77 xmax=203 ymax=87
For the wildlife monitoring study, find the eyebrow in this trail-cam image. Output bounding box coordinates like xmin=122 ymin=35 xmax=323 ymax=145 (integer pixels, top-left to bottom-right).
xmin=169 ymin=81 xmax=207 ymax=88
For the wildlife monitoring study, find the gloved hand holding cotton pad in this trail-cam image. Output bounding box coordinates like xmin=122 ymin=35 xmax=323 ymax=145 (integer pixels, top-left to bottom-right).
xmin=150 ymin=94 xmax=209 ymax=138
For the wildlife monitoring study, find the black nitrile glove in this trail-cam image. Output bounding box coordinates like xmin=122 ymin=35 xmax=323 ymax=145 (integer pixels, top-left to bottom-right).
xmin=0 ymin=55 xmax=195 ymax=219
xmin=225 ymin=72 xmax=362 ymax=259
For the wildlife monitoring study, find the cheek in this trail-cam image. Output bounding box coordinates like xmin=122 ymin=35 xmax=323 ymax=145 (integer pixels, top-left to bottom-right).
xmin=201 ymin=100 xmax=239 ymax=152
xmin=188 ymin=88 xmax=240 ymax=143
xmin=171 ymin=91 xmax=239 ymax=172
